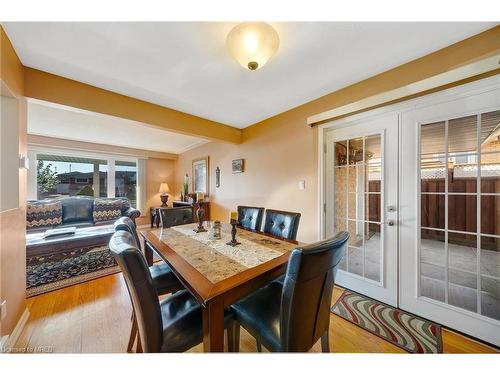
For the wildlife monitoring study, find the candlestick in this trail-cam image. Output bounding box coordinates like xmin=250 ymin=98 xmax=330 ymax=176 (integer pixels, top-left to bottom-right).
xmin=226 ymin=222 xmax=241 ymax=247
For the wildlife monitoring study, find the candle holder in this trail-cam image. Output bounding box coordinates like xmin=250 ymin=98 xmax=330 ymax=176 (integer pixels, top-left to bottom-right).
xmin=226 ymin=220 xmax=241 ymax=247
xmin=193 ymin=204 xmax=207 ymax=233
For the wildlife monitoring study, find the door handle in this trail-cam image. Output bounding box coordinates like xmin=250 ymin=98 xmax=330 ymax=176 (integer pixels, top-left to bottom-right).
xmin=385 ymin=220 xmax=396 ymax=226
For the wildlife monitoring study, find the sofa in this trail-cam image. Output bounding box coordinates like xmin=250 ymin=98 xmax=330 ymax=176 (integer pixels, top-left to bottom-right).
xmin=26 ymin=196 xmax=140 ymax=233
xmin=25 ymin=197 xmax=141 ymax=296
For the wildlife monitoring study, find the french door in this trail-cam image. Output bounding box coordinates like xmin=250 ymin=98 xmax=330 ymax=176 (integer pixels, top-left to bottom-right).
xmin=325 ymin=113 xmax=399 ymax=306
xmin=400 ymin=86 xmax=500 ymax=346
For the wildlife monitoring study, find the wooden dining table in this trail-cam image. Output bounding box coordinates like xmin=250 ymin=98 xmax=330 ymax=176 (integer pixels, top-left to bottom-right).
xmin=140 ymin=221 xmax=299 ymax=352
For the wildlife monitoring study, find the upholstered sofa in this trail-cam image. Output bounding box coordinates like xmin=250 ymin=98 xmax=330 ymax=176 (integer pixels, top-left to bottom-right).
xmin=26 ymin=196 xmax=140 ymax=233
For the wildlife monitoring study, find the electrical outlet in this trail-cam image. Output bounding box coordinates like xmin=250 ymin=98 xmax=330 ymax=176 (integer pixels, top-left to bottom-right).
xmin=0 ymin=300 xmax=6 ymax=321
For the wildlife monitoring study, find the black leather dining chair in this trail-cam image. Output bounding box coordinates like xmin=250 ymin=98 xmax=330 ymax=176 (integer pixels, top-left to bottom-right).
xmin=237 ymin=206 xmax=265 ymax=230
xmin=113 ymin=217 xmax=184 ymax=352
xmin=263 ymin=209 xmax=301 ymax=241
xmin=109 ymin=230 xmax=234 ymax=352
xmin=230 ymin=231 xmax=349 ymax=352
xmin=237 ymin=205 xmax=265 ymax=231
xmin=159 ymin=207 xmax=194 ymax=228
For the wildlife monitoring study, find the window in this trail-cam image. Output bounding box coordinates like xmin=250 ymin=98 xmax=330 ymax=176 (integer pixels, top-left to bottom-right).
xmin=29 ymin=149 xmax=143 ymax=212
xmin=36 ymin=154 xmax=108 ymax=199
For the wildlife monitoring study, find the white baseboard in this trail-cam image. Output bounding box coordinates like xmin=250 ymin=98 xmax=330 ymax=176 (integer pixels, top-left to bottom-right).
xmin=1 ymin=308 xmax=30 ymax=352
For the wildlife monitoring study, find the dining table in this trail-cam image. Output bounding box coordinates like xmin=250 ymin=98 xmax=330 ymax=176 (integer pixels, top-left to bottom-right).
xmin=140 ymin=221 xmax=299 ymax=352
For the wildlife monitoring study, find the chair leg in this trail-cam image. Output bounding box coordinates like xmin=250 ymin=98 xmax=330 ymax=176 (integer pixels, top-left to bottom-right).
xmin=234 ymin=321 xmax=240 ymax=353
xmin=321 ymin=331 xmax=330 ymax=353
xmin=226 ymin=322 xmax=234 ymax=352
xmin=136 ymin=333 xmax=143 ymax=353
xmin=256 ymin=338 xmax=262 ymax=352
xmin=127 ymin=312 xmax=138 ymax=353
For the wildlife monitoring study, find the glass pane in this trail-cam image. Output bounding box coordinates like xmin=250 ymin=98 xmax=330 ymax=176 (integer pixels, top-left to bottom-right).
xmin=347 ymin=246 xmax=363 ymax=276
xmin=420 ymin=229 xmax=446 ymax=302
xmin=480 ymin=195 xmax=499 ymax=236
xmin=449 ymin=238 xmax=477 ymax=274
xmin=448 ymin=115 xmax=477 ymax=154
xmin=115 ymin=161 xmax=137 ymax=207
xmin=481 ymin=276 xmax=500 ymax=320
xmin=480 ymin=236 xmax=500 ymax=278
xmin=37 ymin=154 xmax=107 ymax=199
xmin=448 ymin=271 xmax=477 ymax=313
xmin=421 ymin=156 xmax=446 ymax=193
xmin=348 ymin=193 xmax=363 ymax=220
xmin=421 ymin=194 xmax=445 ymax=229
xmin=348 ymin=165 xmax=364 ymax=193
xmin=348 ymin=220 xmax=363 ymax=247
xmin=480 ymin=153 xmax=500 ymax=192
xmin=334 ymin=141 xmax=347 ymax=166
xmin=338 ymin=252 xmax=347 ymax=271
xmin=333 ymin=217 xmax=347 ymax=234
xmin=348 ymin=138 xmax=364 ymax=165
xmin=421 ymin=229 xmax=446 ymax=266
xmin=421 ymin=121 xmax=445 ymax=155
xmin=334 ymin=167 xmax=347 ymax=194
xmin=449 ymin=153 xmax=477 ymax=193
xmin=366 ymin=134 xmax=382 ymax=192
xmin=365 ymin=193 xmax=381 ymax=222
xmin=480 ymin=110 xmax=500 ymax=154
xmin=364 ymin=223 xmax=380 ymax=282
xmin=334 ymin=193 xmax=346 ymax=219
xmin=448 ymin=195 xmax=477 ymax=233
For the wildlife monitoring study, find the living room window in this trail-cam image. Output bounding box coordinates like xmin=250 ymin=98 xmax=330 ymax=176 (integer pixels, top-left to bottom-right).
xmin=28 ymin=148 xmax=144 ymax=212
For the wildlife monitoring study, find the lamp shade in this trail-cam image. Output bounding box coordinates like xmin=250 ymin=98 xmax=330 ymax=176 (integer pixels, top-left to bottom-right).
xmin=226 ymin=22 xmax=279 ymax=71
xmin=159 ymin=182 xmax=170 ymax=194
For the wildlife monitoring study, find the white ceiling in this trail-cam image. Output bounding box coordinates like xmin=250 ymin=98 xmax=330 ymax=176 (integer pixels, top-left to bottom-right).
xmin=3 ymin=22 xmax=497 ymax=128
xmin=27 ymin=101 xmax=208 ymax=154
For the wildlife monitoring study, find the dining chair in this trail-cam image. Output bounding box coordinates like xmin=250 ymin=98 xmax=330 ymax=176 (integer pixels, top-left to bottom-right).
xmin=109 ymin=230 xmax=234 ymax=352
xmin=230 ymin=231 xmax=349 ymax=352
xmin=237 ymin=205 xmax=265 ymax=231
xmin=262 ymin=209 xmax=301 ymax=241
xmin=159 ymin=206 xmax=194 ymax=228
xmin=113 ymin=217 xmax=184 ymax=352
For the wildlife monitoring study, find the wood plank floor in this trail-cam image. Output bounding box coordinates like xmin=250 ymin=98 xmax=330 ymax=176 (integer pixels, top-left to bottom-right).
xmin=15 ymin=273 xmax=499 ymax=353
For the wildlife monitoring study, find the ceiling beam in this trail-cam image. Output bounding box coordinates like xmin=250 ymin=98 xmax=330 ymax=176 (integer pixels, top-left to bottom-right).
xmin=23 ymin=67 xmax=242 ymax=144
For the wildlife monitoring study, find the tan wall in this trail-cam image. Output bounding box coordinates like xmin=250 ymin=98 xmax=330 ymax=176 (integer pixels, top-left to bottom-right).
xmin=0 ymin=26 xmax=27 ymax=336
xmin=175 ymin=26 xmax=500 ymax=244
xmin=136 ymin=158 xmax=176 ymax=227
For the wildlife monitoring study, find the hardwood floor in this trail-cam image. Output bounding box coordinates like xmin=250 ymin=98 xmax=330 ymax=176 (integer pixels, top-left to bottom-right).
xmin=15 ymin=273 xmax=499 ymax=353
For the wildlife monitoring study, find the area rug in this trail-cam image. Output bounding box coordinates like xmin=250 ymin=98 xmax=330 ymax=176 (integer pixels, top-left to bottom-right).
xmin=26 ymin=245 xmax=120 ymax=297
xmin=331 ymin=290 xmax=442 ymax=353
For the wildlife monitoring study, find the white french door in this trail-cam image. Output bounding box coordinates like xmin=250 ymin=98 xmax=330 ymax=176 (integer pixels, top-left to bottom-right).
xmin=324 ymin=113 xmax=399 ymax=306
xmin=400 ymin=85 xmax=500 ymax=346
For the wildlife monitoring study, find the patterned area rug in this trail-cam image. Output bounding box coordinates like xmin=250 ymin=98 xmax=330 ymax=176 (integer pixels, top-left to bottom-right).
xmin=26 ymin=245 xmax=120 ymax=297
xmin=331 ymin=290 xmax=442 ymax=353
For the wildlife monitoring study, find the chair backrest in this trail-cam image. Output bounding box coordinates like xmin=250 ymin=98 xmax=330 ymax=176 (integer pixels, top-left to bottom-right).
xmin=237 ymin=205 xmax=265 ymax=231
xmin=263 ymin=209 xmax=301 ymax=240
xmin=159 ymin=207 xmax=194 ymax=228
xmin=109 ymin=231 xmax=163 ymax=352
xmin=114 ymin=216 xmax=141 ymax=250
xmin=280 ymin=231 xmax=349 ymax=352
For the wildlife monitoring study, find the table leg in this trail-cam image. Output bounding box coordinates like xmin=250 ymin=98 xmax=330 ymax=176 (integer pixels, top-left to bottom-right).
xmin=202 ymin=297 xmax=225 ymax=352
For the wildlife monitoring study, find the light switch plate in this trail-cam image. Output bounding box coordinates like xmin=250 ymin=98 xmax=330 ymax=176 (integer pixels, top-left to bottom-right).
xmin=298 ymin=180 xmax=305 ymax=190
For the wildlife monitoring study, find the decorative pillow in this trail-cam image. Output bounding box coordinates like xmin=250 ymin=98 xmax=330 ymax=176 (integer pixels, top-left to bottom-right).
xmin=26 ymin=201 xmax=62 ymax=230
xmin=93 ymin=198 xmax=127 ymax=223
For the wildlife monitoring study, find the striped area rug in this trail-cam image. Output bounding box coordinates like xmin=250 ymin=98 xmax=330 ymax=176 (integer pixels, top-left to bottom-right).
xmin=331 ymin=290 xmax=442 ymax=353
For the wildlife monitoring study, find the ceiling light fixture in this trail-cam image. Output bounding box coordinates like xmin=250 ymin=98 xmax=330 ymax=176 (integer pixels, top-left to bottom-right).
xmin=226 ymin=22 xmax=280 ymax=71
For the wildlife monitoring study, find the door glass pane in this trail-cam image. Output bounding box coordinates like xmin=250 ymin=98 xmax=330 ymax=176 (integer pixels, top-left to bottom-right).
xmin=365 ymin=223 xmax=380 ymax=282
xmin=36 ymin=154 xmax=108 ymax=199
xmin=333 ymin=133 xmax=383 ymax=284
xmin=420 ymin=109 xmax=500 ymax=321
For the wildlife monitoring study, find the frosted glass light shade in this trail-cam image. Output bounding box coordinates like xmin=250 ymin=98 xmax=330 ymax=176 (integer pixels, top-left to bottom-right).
xmin=226 ymin=22 xmax=280 ymax=71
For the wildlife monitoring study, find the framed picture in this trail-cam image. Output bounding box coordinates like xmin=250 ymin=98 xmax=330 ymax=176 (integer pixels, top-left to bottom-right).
xmin=232 ymin=159 xmax=244 ymax=174
xmin=192 ymin=156 xmax=209 ymax=195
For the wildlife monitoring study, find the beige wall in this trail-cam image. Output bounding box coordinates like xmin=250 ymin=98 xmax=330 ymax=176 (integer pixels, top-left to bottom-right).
xmin=175 ymin=27 xmax=500 ymax=244
xmin=136 ymin=158 xmax=176 ymax=226
xmin=0 ymin=25 xmax=27 ymax=336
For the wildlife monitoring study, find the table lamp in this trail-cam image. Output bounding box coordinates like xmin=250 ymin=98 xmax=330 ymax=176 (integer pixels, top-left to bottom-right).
xmin=159 ymin=182 xmax=170 ymax=207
